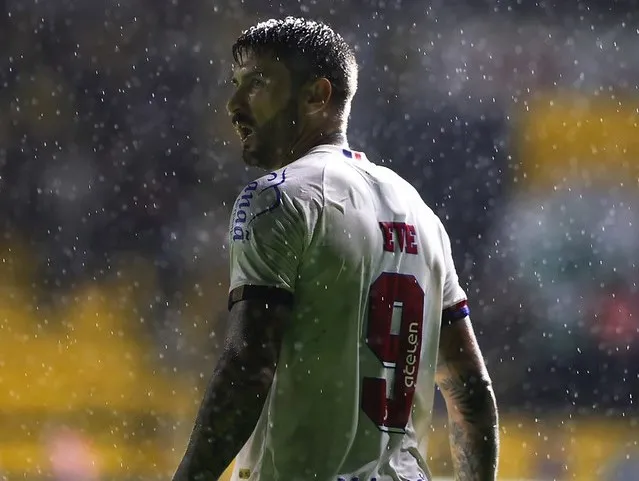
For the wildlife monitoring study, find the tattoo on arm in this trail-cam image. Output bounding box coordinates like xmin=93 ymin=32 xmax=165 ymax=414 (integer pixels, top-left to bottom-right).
xmin=172 ymin=299 xmax=289 ymax=481
xmin=436 ymin=319 xmax=499 ymax=481
xmin=438 ymin=373 xmax=498 ymax=480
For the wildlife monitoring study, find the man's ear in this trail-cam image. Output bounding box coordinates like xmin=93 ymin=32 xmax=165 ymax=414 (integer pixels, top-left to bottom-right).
xmin=301 ymin=77 xmax=332 ymax=116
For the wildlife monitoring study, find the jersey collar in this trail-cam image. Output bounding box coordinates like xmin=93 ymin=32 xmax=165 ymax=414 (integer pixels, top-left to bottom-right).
xmin=303 ymin=143 xmax=368 ymax=162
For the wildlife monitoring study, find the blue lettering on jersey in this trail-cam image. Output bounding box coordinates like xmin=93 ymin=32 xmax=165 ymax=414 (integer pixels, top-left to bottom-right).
xmin=231 ymin=169 xmax=287 ymax=241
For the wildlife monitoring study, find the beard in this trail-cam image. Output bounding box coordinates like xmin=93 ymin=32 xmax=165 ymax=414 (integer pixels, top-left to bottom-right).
xmin=240 ymin=100 xmax=300 ymax=171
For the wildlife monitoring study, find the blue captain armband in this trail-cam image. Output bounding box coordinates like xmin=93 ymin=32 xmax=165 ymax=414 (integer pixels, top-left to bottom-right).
xmin=442 ymin=300 xmax=470 ymax=326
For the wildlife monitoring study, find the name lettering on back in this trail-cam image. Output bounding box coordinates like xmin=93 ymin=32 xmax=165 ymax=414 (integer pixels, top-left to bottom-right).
xmin=378 ymin=221 xmax=418 ymax=254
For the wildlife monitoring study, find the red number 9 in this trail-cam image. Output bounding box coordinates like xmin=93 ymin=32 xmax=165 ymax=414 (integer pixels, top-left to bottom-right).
xmin=361 ymin=272 xmax=425 ymax=433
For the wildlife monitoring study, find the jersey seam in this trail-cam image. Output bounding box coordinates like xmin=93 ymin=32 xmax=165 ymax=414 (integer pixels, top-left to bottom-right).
xmin=303 ymin=162 xmax=328 ymax=253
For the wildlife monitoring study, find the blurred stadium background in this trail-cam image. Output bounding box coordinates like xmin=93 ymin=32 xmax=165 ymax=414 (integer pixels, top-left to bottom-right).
xmin=1 ymin=0 xmax=638 ymax=480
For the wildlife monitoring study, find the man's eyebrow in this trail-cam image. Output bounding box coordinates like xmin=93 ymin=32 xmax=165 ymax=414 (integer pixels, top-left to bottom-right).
xmin=230 ymin=69 xmax=266 ymax=85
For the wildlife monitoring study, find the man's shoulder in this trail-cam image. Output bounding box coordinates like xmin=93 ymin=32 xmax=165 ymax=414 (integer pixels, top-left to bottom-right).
xmin=230 ymin=169 xmax=291 ymax=242
xmin=235 ymin=161 xmax=322 ymax=205
xmin=229 ymin=164 xmax=324 ymax=242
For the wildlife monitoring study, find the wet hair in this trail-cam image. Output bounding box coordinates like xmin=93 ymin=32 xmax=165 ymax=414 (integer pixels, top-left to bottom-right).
xmin=232 ymin=16 xmax=358 ymax=115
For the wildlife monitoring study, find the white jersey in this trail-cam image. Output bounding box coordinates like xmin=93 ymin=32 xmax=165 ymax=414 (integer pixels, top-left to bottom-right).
xmin=228 ymin=144 xmax=468 ymax=481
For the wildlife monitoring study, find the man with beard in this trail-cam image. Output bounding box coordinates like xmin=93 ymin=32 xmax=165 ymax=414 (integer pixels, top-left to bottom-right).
xmin=173 ymin=16 xmax=498 ymax=481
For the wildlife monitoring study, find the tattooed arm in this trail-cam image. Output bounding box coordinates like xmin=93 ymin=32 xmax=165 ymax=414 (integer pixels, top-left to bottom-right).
xmin=172 ymin=295 xmax=291 ymax=481
xmin=435 ymin=317 xmax=499 ymax=481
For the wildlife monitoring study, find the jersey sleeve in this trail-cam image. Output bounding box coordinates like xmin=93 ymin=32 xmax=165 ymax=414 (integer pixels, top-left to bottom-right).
xmin=438 ymin=220 xmax=469 ymax=324
xmin=227 ymin=169 xmax=315 ymax=308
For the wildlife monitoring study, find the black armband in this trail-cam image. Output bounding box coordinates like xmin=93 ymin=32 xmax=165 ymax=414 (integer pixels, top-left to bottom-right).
xmin=228 ymin=285 xmax=294 ymax=311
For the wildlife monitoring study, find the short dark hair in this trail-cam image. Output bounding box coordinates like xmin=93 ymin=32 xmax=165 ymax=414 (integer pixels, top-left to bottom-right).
xmin=232 ymin=17 xmax=358 ymax=113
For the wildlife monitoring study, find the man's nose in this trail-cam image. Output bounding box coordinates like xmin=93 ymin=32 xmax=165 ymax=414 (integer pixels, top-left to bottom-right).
xmin=226 ymin=88 xmax=245 ymax=117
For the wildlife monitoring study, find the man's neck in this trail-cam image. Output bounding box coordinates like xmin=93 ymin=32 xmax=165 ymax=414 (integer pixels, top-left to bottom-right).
xmin=285 ymin=129 xmax=346 ymax=165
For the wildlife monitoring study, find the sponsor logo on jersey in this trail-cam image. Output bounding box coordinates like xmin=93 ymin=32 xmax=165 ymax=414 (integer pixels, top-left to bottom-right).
xmin=231 ymin=169 xmax=287 ymax=242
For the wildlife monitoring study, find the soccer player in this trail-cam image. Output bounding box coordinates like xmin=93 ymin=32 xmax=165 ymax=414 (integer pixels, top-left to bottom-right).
xmin=173 ymin=17 xmax=499 ymax=481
